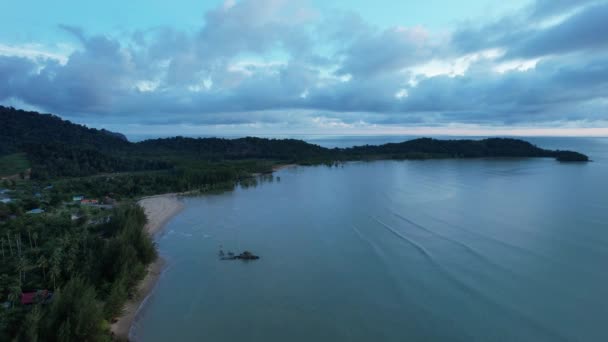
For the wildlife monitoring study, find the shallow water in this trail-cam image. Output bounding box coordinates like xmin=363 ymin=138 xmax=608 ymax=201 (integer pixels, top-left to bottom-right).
xmin=132 ymin=137 xmax=608 ymax=341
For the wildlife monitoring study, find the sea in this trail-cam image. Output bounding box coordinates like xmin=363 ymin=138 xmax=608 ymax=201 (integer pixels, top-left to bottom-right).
xmin=131 ymin=136 xmax=608 ymax=342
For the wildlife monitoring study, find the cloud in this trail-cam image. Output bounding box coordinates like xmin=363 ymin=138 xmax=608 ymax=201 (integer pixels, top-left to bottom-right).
xmin=453 ymin=1 xmax=608 ymax=59
xmin=528 ymin=0 xmax=600 ymax=19
xmin=399 ymin=54 xmax=608 ymax=124
xmin=0 ymin=0 xmax=607 ymax=132
xmin=0 ymin=56 xmax=38 ymax=100
xmin=508 ymin=2 xmax=608 ymax=58
xmin=337 ymin=25 xmax=436 ymax=78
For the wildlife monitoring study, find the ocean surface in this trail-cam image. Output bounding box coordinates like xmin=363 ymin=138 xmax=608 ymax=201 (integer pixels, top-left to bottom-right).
xmin=132 ymin=137 xmax=608 ymax=341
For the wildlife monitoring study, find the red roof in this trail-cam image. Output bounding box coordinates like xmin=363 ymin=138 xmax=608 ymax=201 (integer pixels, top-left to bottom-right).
xmin=20 ymin=290 xmax=49 ymax=305
xmin=20 ymin=292 xmax=36 ymax=305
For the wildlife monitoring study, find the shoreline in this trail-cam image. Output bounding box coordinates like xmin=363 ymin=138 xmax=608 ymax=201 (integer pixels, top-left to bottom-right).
xmin=272 ymin=163 xmax=296 ymax=171
xmin=109 ymin=166 xmax=290 ymax=340
xmin=110 ymin=194 xmax=185 ymax=341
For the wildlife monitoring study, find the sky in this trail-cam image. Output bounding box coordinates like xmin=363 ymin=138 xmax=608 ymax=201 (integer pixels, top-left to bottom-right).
xmin=1 ymin=0 xmax=607 ymax=137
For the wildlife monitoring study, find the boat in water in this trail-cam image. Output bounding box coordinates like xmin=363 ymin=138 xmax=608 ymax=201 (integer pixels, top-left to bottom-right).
xmin=219 ymin=249 xmax=260 ymax=261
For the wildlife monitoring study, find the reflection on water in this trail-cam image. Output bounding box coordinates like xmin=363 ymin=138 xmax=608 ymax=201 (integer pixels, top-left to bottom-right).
xmin=133 ymin=137 xmax=608 ymax=342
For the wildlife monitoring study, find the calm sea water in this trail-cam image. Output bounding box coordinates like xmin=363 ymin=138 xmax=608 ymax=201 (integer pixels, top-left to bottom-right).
xmin=132 ymin=137 xmax=608 ymax=342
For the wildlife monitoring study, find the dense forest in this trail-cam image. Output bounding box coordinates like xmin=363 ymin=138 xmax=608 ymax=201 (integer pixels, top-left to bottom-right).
xmin=0 ymin=204 xmax=155 ymax=341
xmin=0 ymin=105 xmax=590 ymax=341
xmin=0 ymin=106 xmax=589 ymax=180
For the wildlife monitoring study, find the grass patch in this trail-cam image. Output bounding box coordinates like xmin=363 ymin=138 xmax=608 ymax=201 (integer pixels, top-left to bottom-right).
xmin=0 ymin=153 xmax=30 ymax=177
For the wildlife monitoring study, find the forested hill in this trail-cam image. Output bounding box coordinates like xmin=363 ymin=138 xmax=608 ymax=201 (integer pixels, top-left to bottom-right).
xmin=0 ymin=106 xmax=589 ymax=179
xmin=344 ymin=137 xmax=564 ymax=159
xmin=137 ymin=136 xmax=330 ymax=161
xmin=0 ymin=106 xmax=168 ymax=179
xmin=0 ymin=106 xmax=129 ymax=155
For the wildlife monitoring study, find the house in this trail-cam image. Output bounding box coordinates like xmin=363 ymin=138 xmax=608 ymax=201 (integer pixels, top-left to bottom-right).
xmin=0 ymin=192 xmax=11 ymax=204
xmin=20 ymin=290 xmax=53 ymax=305
xmin=73 ymin=195 xmax=84 ymax=202
xmin=0 ymin=192 xmax=11 ymax=203
xmin=81 ymin=199 xmax=99 ymax=205
xmin=26 ymin=208 xmax=45 ymax=214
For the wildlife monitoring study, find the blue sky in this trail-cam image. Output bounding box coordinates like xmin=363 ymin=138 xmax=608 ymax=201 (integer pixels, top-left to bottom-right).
xmin=1 ymin=0 xmax=607 ymax=137
xmin=0 ymin=0 xmax=526 ymax=42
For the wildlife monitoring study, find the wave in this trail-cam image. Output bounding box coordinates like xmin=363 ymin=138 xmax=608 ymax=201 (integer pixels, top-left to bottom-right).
xmin=391 ymin=212 xmax=514 ymax=274
xmin=370 ymin=215 xmax=569 ymax=341
xmin=402 ymin=212 xmax=598 ymax=307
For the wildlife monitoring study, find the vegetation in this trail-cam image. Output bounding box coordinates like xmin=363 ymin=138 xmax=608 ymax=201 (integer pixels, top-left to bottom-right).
xmin=0 ymin=204 xmax=155 ymax=341
xmin=0 ymin=106 xmax=589 ymax=181
xmin=554 ymin=150 xmax=590 ymax=162
xmin=50 ymin=160 xmax=275 ymax=200
xmin=0 ymin=153 xmax=30 ymax=178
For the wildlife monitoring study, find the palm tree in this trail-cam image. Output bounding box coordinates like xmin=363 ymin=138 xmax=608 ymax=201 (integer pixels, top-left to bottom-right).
xmin=27 ymin=228 xmax=33 ymax=249
xmin=37 ymin=255 xmax=48 ymax=281
xmin=50 ymin=249 xmax=62 ymax=289
xmin=6 ymin=232 xmax=13 ymax=256
xmin=32 ymin=231 xmax=39 ymax=249
xmin=8 ymin=285 xmax=22 ymax=306
xmin=16 ymin=257 xmax=28 ymax=285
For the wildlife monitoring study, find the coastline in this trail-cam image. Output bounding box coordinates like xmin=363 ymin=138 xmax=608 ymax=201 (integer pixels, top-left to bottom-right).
xmin=109 ymin=167 xmax=289 ymax=340
xmin=110 ymin=194 xmax=185 ymax=341
xmin=272 ymin=163 xmax=296 ymax=171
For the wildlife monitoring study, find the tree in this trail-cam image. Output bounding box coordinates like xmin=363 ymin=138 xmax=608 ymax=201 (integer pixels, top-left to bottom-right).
xmin=7 ymin=285 xmax=21 ymax=306
xmin=50 ymin=248 xmax=62 ymax=290
xmin=27 ymin=228 xmax=33 ymax=249
xmin=44 ymin=278 xmax=105 ymax=342
xmin=32 ymin=231 xmax=38 ymax=249
xmin=5 ymin=232 xmax=13 ymax=256
xmin=103 ymin=277 xmax=127 ymax=320
xmin=0 ymin=274 xmax=11 ymax=297
xmin=22 ymin=305 xmax=43 ymax=342
xmin=0 ymin=203 xmax=9 ymax=220
xmin=37 ymin=255 xmax=48 ymax=281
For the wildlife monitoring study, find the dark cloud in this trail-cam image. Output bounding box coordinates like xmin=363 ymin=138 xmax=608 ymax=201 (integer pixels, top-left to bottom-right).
xmin=509 ymin=3 xmax=608 ymax=58
xmin=1 ymin=0 xmax=607 ymax=130
xmin=400 ymin=54 xmax=608 ymax=124
xmin=453 ymin=1 xmax=608 ymax=59
xmin=337 ymin=26 xmax=434 ymax=77
xmin=0 ymin=56 xmax=37 ymax=100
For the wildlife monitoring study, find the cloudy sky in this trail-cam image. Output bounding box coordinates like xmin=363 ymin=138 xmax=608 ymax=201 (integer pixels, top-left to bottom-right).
xmin=1 ymin=0 xmax=607 ymax=137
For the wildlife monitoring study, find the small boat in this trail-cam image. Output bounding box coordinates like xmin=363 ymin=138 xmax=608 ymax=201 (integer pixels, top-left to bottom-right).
xmin=235 ymin=251 xmax=260 ymax=260
xmin=219 ymin=250 xmax=260 ymax=261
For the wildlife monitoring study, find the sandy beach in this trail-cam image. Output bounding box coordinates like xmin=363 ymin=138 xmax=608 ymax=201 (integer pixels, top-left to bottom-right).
xmin=272 ymin=163 xmax=296 ymax=171
xmin=110 ymin=194 xmax=184 ymax=341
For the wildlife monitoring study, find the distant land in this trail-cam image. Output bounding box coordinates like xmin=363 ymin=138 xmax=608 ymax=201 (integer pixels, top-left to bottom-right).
xmin=0 ymin=106 xmax=589 ymax=179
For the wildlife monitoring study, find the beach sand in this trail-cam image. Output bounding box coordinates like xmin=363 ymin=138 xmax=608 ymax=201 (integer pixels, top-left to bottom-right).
xmin=272 ymin=163 xmax=296 ymax=171
xmin=110 ymin=194 xmax=184 ymax=341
